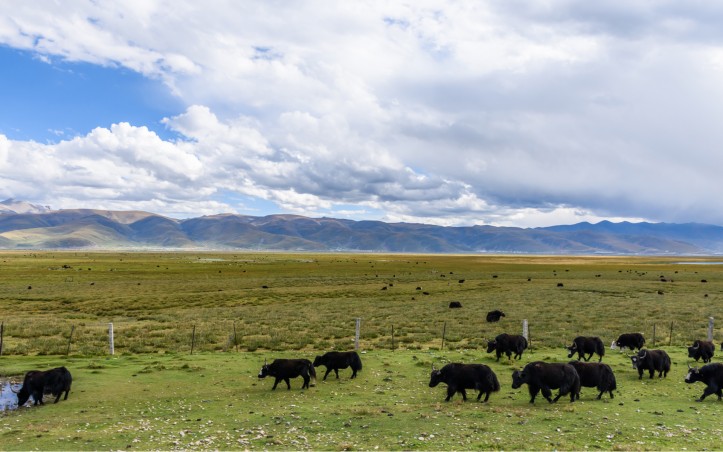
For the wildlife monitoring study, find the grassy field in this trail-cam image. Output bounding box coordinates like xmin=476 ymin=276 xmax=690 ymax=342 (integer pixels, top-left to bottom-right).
xmin=0 ymin=252 xmax=720 ymax=354
xmin=0 ymin=349 xmax=721 ymax=450
xmin=0 ymin=251 xmax=722 ymax=450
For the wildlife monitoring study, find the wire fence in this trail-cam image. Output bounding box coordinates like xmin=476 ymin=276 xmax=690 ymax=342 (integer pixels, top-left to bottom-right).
xmin=0 ymin=316 xmax=716 ymax=357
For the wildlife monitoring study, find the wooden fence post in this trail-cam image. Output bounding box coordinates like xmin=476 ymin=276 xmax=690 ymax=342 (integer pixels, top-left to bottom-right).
xmin=0 ymin=321 xmax=4 ymax=356
xmin=391 ymin=324 xmax=395 ymax=351
xmin=108 ymin=323 xmax=114 ymax=355
xmin=708 ymin=317 xmax=714 ymax=341
xmin=190 ymin=325 xmax=196 ymax=355
xmin=233 ymin=321 xmax=238 ymax=352
xmin=66 ymin=326 xmax=75 ymax=356
xmin=355 ymin=318 xmax=361 ymax=350
xmin=441 ymin=322 xmax=447 ymax=350
xmin=669 ymin=321 xmax=674 ymax=346
xmin=652 ymin=323 xmax=656 ymax=346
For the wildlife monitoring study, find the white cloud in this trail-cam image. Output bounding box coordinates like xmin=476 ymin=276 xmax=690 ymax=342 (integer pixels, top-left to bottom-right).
xmin=2 ymin=2 xmax=723 ymax=226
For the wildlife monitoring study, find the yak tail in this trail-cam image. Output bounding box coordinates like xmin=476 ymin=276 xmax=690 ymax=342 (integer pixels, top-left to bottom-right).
xmin=489 ymin=371 xmax=501 ymax=393
xmin=351 ymin=352 xmax=363 ymax=372
xmin=601 ymin=365 xmax=617 ymax=392
xmin=595 ymin=338 xmax=606 ymax=358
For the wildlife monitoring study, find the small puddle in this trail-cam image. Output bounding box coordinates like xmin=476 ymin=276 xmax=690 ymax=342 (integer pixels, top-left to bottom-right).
xmin=0 ymin=380 xmax=21 ymax=411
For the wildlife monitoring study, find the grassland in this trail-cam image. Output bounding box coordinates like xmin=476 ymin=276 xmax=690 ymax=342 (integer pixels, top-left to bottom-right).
xmin=0 ymin=252 xmax=722 ymax=450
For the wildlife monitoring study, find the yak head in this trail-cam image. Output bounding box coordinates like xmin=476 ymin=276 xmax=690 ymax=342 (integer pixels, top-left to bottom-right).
xmin=566 ymin=341 xmax=578 ymax=358
xmin=685 ymin=364 xmax=703 ymax=384
xmin=688 ymin=341 xmax=701 ymax=359
xmin=511 ymin=369 xmax=529 ymax=389
xmin=11 ymin=382 xmax=31 ymax=407
xmin=630 ymin=350 xmax=648 ymax=369
xmin=258 ymin=360 xmax=270 ymax=379
xmin=312 ymin=356 xmax=324 ymax=367
xmin=486 ymin=340 xmax=498 ymax=353
xmin=429 ymin=364 xmax=443 ymax=388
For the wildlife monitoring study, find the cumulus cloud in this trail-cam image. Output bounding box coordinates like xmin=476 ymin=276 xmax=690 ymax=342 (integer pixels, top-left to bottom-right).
xmin=1 ymin=1 xmax=723 ymax=226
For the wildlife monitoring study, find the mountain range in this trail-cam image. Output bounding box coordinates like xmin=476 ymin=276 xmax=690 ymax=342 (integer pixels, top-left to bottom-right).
xmin=0 ymin=199 xmax=722 ymax=254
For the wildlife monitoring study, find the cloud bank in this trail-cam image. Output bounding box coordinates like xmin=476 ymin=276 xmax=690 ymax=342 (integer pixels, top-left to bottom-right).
xmin=2 ymin=1 xmax=723 ymax=226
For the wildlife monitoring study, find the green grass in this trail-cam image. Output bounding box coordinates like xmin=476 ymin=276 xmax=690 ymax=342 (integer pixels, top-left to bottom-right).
xmin=0 ymin=252 xmax=720 ymax=355
xmin=0 ymin=252 xmax=722 ymax=450
xmin=0 ymin=349 xmax=720 ymax=450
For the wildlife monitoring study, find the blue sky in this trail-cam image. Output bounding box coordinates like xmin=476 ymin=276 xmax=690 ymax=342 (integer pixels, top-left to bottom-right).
xmin=1 ymin=2 xmax=723 ymax=226
xmin=0 ymin=46 xmax=182 ymax=142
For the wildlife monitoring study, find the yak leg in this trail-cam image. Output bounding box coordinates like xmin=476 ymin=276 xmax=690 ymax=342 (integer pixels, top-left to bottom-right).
xmin=480 ymin=391 xmax=491 ymax=402
xmin=459 ymin=388 xmax=468 ymax=401
xmin=284 ymin=378 xmax=292 ymax=390
xmin=697 ymin=385 xmax=719 ymax=402
xmin=334 ymin=369 xmax=340 ymax=379
xmin=54 ymin=392 xmax=62 ymax=403
xmin=350 ymin=368 xmax=357 ymax=379
xmin=541 ymin=386 xmax=554 ymax=403
xmin=528 ymin=386 xmax=541 ymax=404
xmin=271 ymin=378 xmax=281 ymax=390
xmin=302 ymin=375 xmax=310 ymax=389
xmin=323 ymin=368 xmax=332 ymax=380
xmin=584 ymin=353 xmax=592 ymax=362
xmin=445 ymin=386 xmax=456 ymax=402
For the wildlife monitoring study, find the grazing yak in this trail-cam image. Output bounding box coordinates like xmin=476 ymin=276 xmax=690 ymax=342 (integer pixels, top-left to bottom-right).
xmin=630 ymin=349 xmax=671 ymax=380
xmin=429 ymin=363 xmax=500 ymax=402
xmin=487 ymin=333 xmax=528 ymax=361
xmin=568 ymin=361 xmax=617 ymax=399
xmin=449 ymin=301 xmax=463 ymax=309
xmin=567 ymin=336 xmax=605 ymax=362
xmin=685 ymin=363 xmax=723 ymax=402
xmin=511 ymin=361 xmax=580 ymax=404
xmin=258 ymin=359 xmax=316 ymax=390
xmin=486 ymin=310 xmax=505 ymax=322
xmin=14 ymin=367 xmax=72 ymax=406
xmin=688 ymin=340 xmax=715 ymax=363
xmin=611 ymin=332 xmax=646 ymax=351
xmin=313 ymin=351 xmax=363 ymax=380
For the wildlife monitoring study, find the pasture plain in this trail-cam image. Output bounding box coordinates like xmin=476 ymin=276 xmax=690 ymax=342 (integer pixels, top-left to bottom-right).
xmin=0 ymin=252 xmax=722 ymax=450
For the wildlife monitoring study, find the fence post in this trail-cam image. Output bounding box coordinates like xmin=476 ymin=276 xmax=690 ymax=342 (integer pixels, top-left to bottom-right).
xmin=391 ymin=324 xmax=395 ymax=351
xmin=652 ymin=323 xmax=656 ymax=346
xmin=708 ymin=317 xmax=714 ymax=341
xmin=66 ymin=326 xmax=75 ymax=356
xmin=441 ymin=322 xmax=447 ymax=350
xmin=190 ymin=325 xmax=196 ymax=355
xmin=0 ymin=321 xmax=4 ymax=356
xmin=108 ymin=323 xmax=114 ymax=355
xmin=669 ymin=321 xmax=674 ymax=346
xmin=233 ymin=321 xmax=238 ymax=352
xmin=354 ymin=318 xmax=361 ymax=350
xmin=522 ymin=319 xmax=529 ymax=341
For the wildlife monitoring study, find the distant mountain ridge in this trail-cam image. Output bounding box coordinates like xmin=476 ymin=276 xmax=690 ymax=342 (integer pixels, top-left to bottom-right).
xmin=0 ymin=205 xmax=722 ymax=254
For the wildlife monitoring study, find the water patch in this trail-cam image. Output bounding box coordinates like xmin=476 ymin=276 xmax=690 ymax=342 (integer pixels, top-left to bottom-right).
xmin=674 ymin=261 xmax=723 ymax=265
xmin=0 ymin=380 xmax=21 ymax=411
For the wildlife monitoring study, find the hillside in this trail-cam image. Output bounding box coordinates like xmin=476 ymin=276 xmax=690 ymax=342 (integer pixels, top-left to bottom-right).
xmin=0 ymin=207 xmax=721 ymax=254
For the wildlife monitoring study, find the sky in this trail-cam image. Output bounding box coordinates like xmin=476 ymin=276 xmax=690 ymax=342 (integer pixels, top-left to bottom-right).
xmin=1 ymin=1 xmax=723 ymax=228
